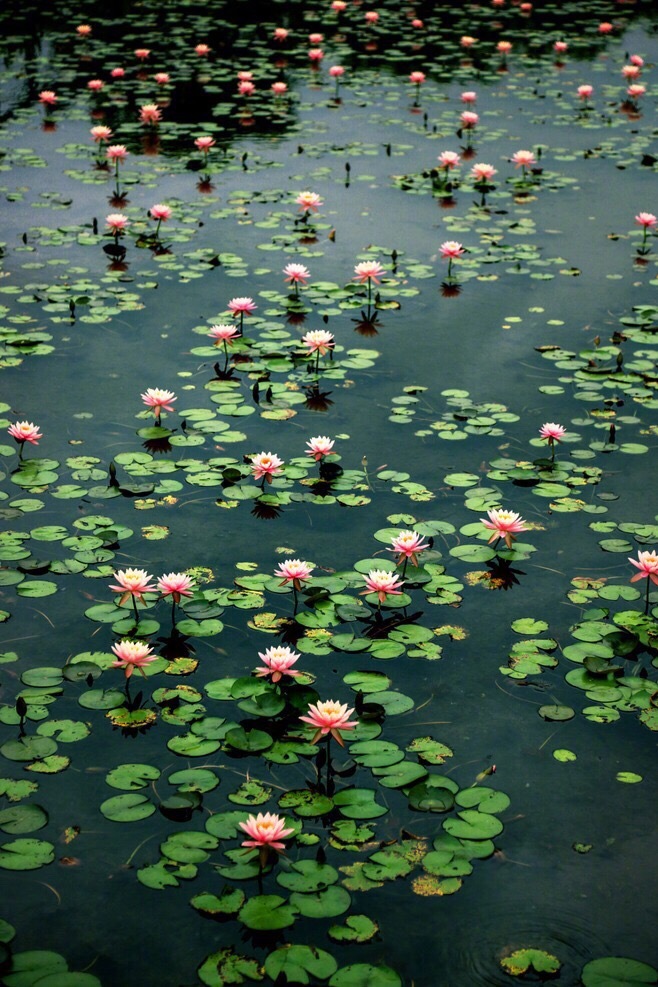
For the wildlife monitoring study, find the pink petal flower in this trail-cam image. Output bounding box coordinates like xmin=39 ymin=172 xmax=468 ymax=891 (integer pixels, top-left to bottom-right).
xmin=111 ymin=639 xmax=157 ymax=678
xmin=274 ymin=559 xmax=314 ymax=589
xmin=254 ymin=646 xmax=301 ymax=683
xmin=300 ymin=700 xmax=358 ymax=746
xmin=250 ymin=452 xmax=284 ymax=482
xmin=283 ymin=263 xmax=310 ymax=285
xmin=389 ymin=530 xmax=429 ymax=567
xmin=239 ymin=812 xmax=294 ymax=850
xmin=227 ymin=296 xmax=257 ymax=316
xmin=209 ymin=323 xmax=239 ymax=345
xmin=353 ymin=261 xmax=386 ymax=284
xmin=7 ymin=421 xmax=42 ymax=445
xmin=302 ymin=329 xmax=334 ymax=355
xmin=296 ymin=191 xmax=323 ymax=213
xmin=109 ymin=568 xmax=156 ymax=606
xmin=106 ymin=144 xmax=128 ymax=161
xmin=440 ymin=240 xmax=464 ymax=260
xmin=305 ymin=436 xmax=335 ymax=461
xmin=539 ymin=422 xmax=566 ymax=442
xmin=150 ymin=204 xmax=172 ymax=222
xmin=141 ymin=388 xmax=176 ymax=415
xmin=481 ymin=509 xmax=528 ymax=549
xmin=360 ymin=568 xmax=405 ymax=602
xmin=157 ymin=572 xmax=195 ymax=602
xmin=629 ymin=550 xmax=658 ymax=586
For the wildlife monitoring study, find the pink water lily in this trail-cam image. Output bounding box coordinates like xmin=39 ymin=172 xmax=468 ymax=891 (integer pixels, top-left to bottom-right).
xmin=300 ymin=699 xmax=358 ymax=746
xmin=273 ymin=27 xmax=289 ymax=41
xmin=254 ymin=646 xmax=301 ymax=682
xmin=195 ymin=43 xmax=211 ymax=56
xmin=87 ymin=79 xmax=103 ymax=92
xmin=302 ymin=329 xmax=334 ymax=356
xmin=440 ymin=241 xmax=464 ymax=279
xmin=271 ymin=81 xmax=288 ymax=95
xmin=626 ymin=84 xmax=646 ymax=102
xmin=471 ymin=163 xmax=497 ymax=184
xmin=577 ymin=84 xmax=594 ymax=104
xmin=539 ymin=422 xmax=566 ymax=442
xmin=629 ymin=550 xmax=658 ymax=585
xmin=305 ymin=436 xmax=335 ymax=461
xmin=361 ymin=568 xmax=405 ymax=603
xmin=195 ymin=136 xmax=215 ymax=153
xmin=461 ymin=90 xmax=477 ymax=103
xmin=251 ymin=451 xmax=284 ymax=483
xmin=110 ymin=67 xmax=125 ymax=79
xmin=141 ymin=388 xmax=176 ymax=419
xmin=157 ymin=572 xmax=194 ymax=603
xmin=437 ymin=150 xmax=460 ymax=171
xmin=389 ymin=530 xmax=429 ymax=568
xmin=635 ymin=212 xmax=656 ymax=251
xmin=135 ymin=48 xmax=151 ymax=60
xmin=239 ymin=812 xmax=294 ymax=853
xmin=150 ymin=204 xmax=171 ymax=222
xmin=621 ymin=65 xmax=641 ymax=80
xmin=460 ymin=110 xmax=479 ymax=129
xmin=481 ymin=509 xmax=528 ymax=549
xmin=283 ymin=263 xmax=310 ymax=293
xmin=629 ymin=549 xmax=658 ymax=612
xmin=209 ymin=323 xmax=239 ymax=345
xmin=106 ymin=144 xmax=128 ymax=178
xmin=105 ymin=213 xmax=128 ymax=236
xmin=354 ymin=260 xmax=385 ymax=284
xmin=109 ymin=568 xmax=156 ymax=607
xmin=296 ymin=191 xmax=323 ymax=214
xmin=512 ymin=149 xmax=536 ymax=172
xmin=274 ymin=559 xmax=314 ymax=589
xmin=111 ymin=639 xmax=158 ymax=679
xmin=154 ymin=73 xmax=171 ymax=85
xmin=139 ymin=103 xmax=161 ymax=125
xmin=90 ymin=125 xmax=112 ymax=143
xmin=227 ymin=296 xmax=257 ymax=324
xmin=8 ymin=421 xmax=42 ymax=448
xmin=76 ymin=24 xmax=92 ymax=36
xmin=39 ymin=90 xmax=57 ymax=106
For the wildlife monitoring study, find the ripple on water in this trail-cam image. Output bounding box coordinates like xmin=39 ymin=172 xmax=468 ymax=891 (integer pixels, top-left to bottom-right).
xmin=418 ymin=890 xmax=613 ymax=987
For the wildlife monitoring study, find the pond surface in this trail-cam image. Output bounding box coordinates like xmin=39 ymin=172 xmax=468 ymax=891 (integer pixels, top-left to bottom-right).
xmin=0 ymin=1 xmax=657 ymax=985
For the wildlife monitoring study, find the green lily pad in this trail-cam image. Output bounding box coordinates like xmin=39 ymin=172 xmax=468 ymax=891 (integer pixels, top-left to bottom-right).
xmin=329 ymin=914 xmax=379 ymax=943
xmin=444 ymin=810 xmax=504 ymax=840
xmin=197 ymin=947 xmax=263 ymax=987
xmin=0 ymin=837 xmax=54 ymax=870
xmin=238 ymin=894 xmax=297 ymax=930
xmin=105 ymin=763 xmax=161 ymax=791
xmin=265 ymin=944 xmax=338 ymax=984
xmin=99 ymin=793 xmax=155 ymax=823
xmin=329 ymin=963 xmax=402 ymax=986
xmin=581 ymin=957 xmax=658 ymax=986
xmin=500 ymin=948 xmax=561 ymax=977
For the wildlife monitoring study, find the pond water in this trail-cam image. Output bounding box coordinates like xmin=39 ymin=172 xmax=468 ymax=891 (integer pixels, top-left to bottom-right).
xmin=0 ymin=1 xmax=657 ymax=985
